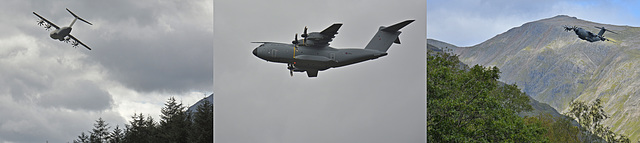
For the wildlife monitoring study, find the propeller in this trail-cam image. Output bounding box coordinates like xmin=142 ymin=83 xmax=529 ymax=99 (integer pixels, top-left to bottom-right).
xmin=44 ymin=24 xmax=52 ymax=31
xmin=290 ymin=33 xmax=302 ymax=76
xmin=287 ymin=63 xmax=294 ymax=76
xmin=37 ymin=20 xmax=45 ymax=26
xmin=72 ymin=41 xmax=79 ymax=48
xmin=63 ymin=37 xmax=71 ymax=43
xmin=301 ymin=26 xmax=308 ymax=45
xmin=562 ymin=25 xmax=576 ymax=32
xmin=292 ymin=33 xmax=299 ymax=58
xmin=292 ymin=33 xmax=299 ymax=45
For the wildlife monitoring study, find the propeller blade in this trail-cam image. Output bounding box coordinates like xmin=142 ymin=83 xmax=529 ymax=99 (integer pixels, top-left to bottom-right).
xmin=302 ymin=26 xmax=308 ymax=37
xmin=292 ymin=33 xmax=299 ymax=45
xmin=293 ymin=34 xmax=298 ymax=58
xmin=302 ymin=26 xmax=308 ymax=45
xmin=288 ymin=63 xmax=294 ymax=77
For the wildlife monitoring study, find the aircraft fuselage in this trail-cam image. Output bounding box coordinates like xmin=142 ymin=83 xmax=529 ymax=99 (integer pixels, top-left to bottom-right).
xmin=253 ymin=43 xmax=387 ymax=72
xmin=50 ymin=27 xmax=72 ymax=41
xmin=571 ymin=27 xmax=608 ymax=42
xmin=252 ymin=20 xmax=413 ymax=77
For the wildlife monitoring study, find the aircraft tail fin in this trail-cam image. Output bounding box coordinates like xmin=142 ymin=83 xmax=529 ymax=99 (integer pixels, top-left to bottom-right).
xmin=598 ymin=28 xmax=606 ymax=36
xmin=67 ymin=8 xmax=92 ymax=27
xmin=364 ymin=20 xmax=414 ymax=52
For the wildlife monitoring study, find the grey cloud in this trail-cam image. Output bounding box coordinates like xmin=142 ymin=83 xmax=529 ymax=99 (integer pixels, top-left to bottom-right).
xmin=38 ymin=80 xmax=113 ymax=111
xmin=24 ymin=0 xmax=213 ymax=93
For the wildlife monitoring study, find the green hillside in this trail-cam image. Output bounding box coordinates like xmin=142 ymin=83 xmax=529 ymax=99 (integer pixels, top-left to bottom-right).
xmin=429 ymin=15 xmax=640 ymax=141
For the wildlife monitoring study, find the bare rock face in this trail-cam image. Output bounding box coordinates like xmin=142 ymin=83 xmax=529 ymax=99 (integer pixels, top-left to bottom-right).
xmin=430 ymin=15 xmax=640 ymax=140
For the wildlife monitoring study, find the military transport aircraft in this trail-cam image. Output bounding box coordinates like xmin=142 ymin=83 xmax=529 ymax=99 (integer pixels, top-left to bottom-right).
xmin=563 ymin=25 xmax=617 ymax=42
xmin=252 ymin=20 xmax=414 ymax=77
xmin=33 ymin=8 xmax=93 ymax=50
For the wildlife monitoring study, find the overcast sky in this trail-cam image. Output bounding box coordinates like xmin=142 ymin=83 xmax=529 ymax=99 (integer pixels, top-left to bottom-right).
xmin=0 ymin=0 xmax=212 ymax=142
xmin=214 ymin=0 xmax=425 ymax=143
xmin=428 ymin=0 xmax=640 ymax=47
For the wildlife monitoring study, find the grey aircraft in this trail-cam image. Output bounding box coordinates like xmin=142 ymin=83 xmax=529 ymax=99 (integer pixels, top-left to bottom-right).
xmin=33 ymin=8 xmax=93 ymax=50
xmin=563 ymin=25 xmax=617 ymax=42
xmin=252 ymin=20 xmax=414 ymax=77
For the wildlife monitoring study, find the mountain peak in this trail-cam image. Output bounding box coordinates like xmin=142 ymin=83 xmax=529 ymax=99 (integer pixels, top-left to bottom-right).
xmin=552 ymin=15 xmax=575 ymax=19
xmin=188 ymin=93 xmax=213 ymax=113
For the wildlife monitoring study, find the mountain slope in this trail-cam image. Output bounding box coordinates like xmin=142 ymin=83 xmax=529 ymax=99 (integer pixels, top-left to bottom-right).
xmin=428 ymin=42 xmax=564 ymax=119
xmin=432 ymin=15 xmax=640 ymax=141
xmin=188 ymin=93 xmax=213 ymax=113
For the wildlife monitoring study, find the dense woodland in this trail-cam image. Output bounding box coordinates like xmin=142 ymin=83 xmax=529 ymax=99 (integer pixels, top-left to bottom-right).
xmin=427 ymin=49 xmax=631 ymax=142
xmin=72 ymin=97 xmax=213 ymax=143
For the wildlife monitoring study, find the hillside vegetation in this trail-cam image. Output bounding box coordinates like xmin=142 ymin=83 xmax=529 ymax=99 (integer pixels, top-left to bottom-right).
xmin=431 ymin=15 xmax=640 ymax=141
xmin=428 ymin=49 xmax=631 ymax=142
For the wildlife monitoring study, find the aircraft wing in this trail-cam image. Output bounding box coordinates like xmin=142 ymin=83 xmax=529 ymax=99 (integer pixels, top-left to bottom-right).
xmin=33 ymin=12 xmax=60 ymax=29
xmin=304 ymin=23 xmax=343 ymax=47
xmin=68 ymin=35 xmax=92 ymax=50
xmin=319 ymin=23 xmax=342 ymax=37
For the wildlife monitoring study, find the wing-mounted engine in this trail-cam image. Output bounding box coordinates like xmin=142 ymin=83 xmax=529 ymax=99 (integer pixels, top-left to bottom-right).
xmin=36 ymin=20 xmax=51 ymax=31
xmin=563 ymin=25 xmax=577 ymax=32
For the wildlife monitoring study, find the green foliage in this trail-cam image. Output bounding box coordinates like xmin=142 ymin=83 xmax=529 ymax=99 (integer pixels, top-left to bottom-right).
xmin=90 ymin=118 xmax=111 ymax=143
xmin=109 ymin=125 xmax=124 ymax=143
xmin=124 ymin=113 xmax=158 ymax=143
xmin=158 ymin=97 xmax=191 ymax=142
xmin=73 ymin=96 xmax=214 ymax=143
xmin=525 ymin=113 xmax=581 ymax=143
xmin=566 ymin=99 xmax=630 ymax=143
xmin=427 ymin=50 xmax=546 ymax=142
xmin=189 ymin=98 xmax=214 ymax=143
xmin=74 ymin=132 xmax=89 ymax=143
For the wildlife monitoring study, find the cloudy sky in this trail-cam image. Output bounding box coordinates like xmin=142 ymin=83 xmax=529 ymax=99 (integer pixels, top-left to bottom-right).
xmin=0 ymin=0 xmax=212 ymax=142
xmin=428 ymin=0 xmax=640 ymax=47
xmin=214 ymin=0 xmax=425 ymax=143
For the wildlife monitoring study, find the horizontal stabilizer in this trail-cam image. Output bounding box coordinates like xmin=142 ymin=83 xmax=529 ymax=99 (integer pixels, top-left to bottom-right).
xmin=67 ymin=8 xmax=92 ymax=25
xmin=382 ymin=20 xmax=414 ymax=32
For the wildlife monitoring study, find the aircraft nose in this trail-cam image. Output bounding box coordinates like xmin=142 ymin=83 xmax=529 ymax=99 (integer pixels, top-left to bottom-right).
xmin=252 ymin=48 xmax=258 ymax=57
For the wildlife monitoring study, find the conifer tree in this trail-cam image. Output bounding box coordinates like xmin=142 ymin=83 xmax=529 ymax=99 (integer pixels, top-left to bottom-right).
xmin=74 ymin=132 xmax=89 ymax=143
xmin=109 ymin=125 xmax=124 ymax=143
xmin=189 ymin=98 xmax=213 ymax=142
xmin=158 ymin=97 xmax=190 ymax=142
xmin=90 ymin=118 xmax=110 ymax=143
xmin=124 ymin=113 xmax=157 ymax=143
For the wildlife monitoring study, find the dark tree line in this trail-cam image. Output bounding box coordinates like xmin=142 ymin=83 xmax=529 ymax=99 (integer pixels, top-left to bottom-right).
xmin=73 ymin=96 xmax=213 ymax=143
